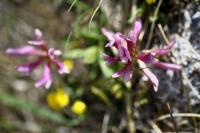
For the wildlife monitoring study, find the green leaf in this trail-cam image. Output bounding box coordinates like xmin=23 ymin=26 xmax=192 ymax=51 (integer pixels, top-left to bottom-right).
xmin=80 ymin=22 xmax=101 ymax=40
xmin=64 ymin=46 xmax=98 ymax=64
xmin=91 ymin=86 xmax=112 ymax=106
xmin=0 ymin=92 xmax=66 ymax=123
xmin=64 ymin=49 xmax=85 ymax=59
xmin=83 ymin=46 xmax=98 ymax=64
xmin=111 ymin=84 xmax=124 ymax=99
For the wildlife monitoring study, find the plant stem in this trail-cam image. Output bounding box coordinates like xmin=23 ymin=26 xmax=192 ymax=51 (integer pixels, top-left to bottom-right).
xmin=146 ymin=0 xmax=163 ymax=49
xmin=125 ymin=92 xmax=135 ymax=133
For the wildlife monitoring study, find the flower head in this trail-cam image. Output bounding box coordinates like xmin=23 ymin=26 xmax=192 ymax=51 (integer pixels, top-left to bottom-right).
xmin=47 ymin=88 xmax=70 ymax=110
xmin=6 ymin=29 xmax=69 ymax=88
xmin=71 ymin=100 xmax=87 ymax=115
xmin=102 ymin=19 xmax=181 ymax=91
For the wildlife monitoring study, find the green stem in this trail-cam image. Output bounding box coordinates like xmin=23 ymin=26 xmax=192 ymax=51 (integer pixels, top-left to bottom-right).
xmin=125 ymin=92 xmax=135 ymax=133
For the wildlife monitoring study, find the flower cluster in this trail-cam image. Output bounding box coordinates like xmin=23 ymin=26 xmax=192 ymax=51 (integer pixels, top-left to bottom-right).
xmin=47 ymin=88 xmax=87 ymax=114
xmin=6 ymin=29 xmax=69 ymax=88
xmin=102 ymin=19 xmax=181 ymax=91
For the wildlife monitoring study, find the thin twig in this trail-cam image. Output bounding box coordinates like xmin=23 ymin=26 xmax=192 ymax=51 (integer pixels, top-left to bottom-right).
xmin=182 ymin=72 xmax=200 ymax=100
xmin=163 ymin=131 xmax=194 ymax=133
xmin=64 ymin=10 xmax=90 ymax=53
xmin=157 ymin=113 xmax=200 ymax=121
xmin=101 ymin=113 xmax=110 ymax=133
xmin=146 ymin=0 xmax=163 ymax=49
xmin=183 ymin=79 xmax=198 ymax=128
xmin=166 ymin=103 xmax=179 ymax=133
xmin=89 ymin=0 xmax=103 ymax=31
xmin=157 ymin=24 xmax=169 ymax=44
xmin=148 ymin=120 xmax=162 ymax=133
xmin=64 ymin=31 xmax=72 ymax=52
xmin=67 ymin=0 xmax=78 ymax=13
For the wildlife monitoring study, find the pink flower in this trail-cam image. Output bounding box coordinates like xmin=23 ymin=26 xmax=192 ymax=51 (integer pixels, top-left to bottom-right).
xmin=6 ymin=29 xmax=69 ymax=88
xmin=112 ymin=62 xmax=133 ymax=83
xmin=102 ymin=19 xmax=181 ymax=91
xmin=137 ymin=40 xmax=181 ymax=71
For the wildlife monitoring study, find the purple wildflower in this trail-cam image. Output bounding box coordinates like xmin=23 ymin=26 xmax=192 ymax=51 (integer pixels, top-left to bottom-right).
xmin=102 ymin=19 xmax=181 ymax=91
xmin=6 ymin=29 xmax=69 ymax=88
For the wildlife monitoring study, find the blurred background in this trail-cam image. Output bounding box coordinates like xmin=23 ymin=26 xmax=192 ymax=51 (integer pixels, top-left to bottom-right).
xmin=0 ymin=0 xmax=200 ymax=132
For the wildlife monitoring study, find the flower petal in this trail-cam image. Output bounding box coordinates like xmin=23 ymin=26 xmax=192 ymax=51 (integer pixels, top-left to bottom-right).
xmin=137 ymin=53 xmax=157 ymax=64
xmin=143 ymin=68 xmax=159 ymax=92
xmin=119 ymin=34 xmax=132 ymax=42
xmin=35 ymin=28 xmax=43 ymax=39
xmin=153 ymin=61 xmax=181 ymax=71
xmin=138 ymin=60 xmax=159 ymax=91
xmin=101 ymin=28 xmax=114 ymax=41
xmin=35 ymin=64 xmax=52 ymax=88
xmin=151 ymin=40 xmax=175 ymax=56
xmin=118 ymin=46 xmax=132 ymax=63
xmin=48 ymin=48 xmax=62 ymax=59
xmin=103 ymin=54 xmax=120 ymax=64
xmin=28 ymin=29 xmax=45 ymax=46
xmin=112 ymin=63 xmax=132 ymax=83
xmin=101 ymin=28 xmax=115 ymax=47
xmin=28 ymin=40 xmax=45 ymax=46
xmin=54 ymin=60 xmax=69 ymax=74
xmin=48 ymin=48 xmax=56 ymax=60
xmin=128 ymin=18 xmax=142 ymax=43
xmin=53 ymin=50 xmax=62 ymax=56
xmin=16 ymin=60 xmax=42 ymax=73
xmin=6 ymin=46 xmax=45 ymax=56
xmin=113 ymin=33 xmax=126 ymax=47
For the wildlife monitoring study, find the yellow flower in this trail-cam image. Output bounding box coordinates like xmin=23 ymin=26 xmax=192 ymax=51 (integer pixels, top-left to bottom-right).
xmin=72 ymin=100 xmax=87 ymax=115
xmin=55 ymin=89 xmax=70 ymax=108
xmin=146 ymin=0 xmax=156 ymax=5
xmin=47 ymin=88 xmax=70 ymax=110
xmin=47 ymin=92 xmax=59 ymax=110
xmin=63 ymin=59 xmax=74 ymax=72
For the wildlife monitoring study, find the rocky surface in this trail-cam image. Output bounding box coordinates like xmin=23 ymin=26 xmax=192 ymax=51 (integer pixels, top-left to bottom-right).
xmin=172 ymin=3 xmax=200 ymax=105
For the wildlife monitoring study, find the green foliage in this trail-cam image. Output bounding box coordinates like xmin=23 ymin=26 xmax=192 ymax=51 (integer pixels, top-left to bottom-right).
xmin=83 ymin=46 xmax=98 ymax=64
xmin=64 ymin=48 xmax=85 ymax=59
xmin=0 ymin=92 xmax=66 ymax=123
xmin=3 ymin=0 xmax=197 ymax=132
xmin=64 ymin=46 xmax=98 ymax=64
xmin=0 ymin=118 xmax=17 ymax=130
xmin=91 ymin=86 xmax=112 ymax=106
xmin=111 ymin=84 xmax=124 ymax=99
xmin=128 ymin=5 xmax=145 ymax=23
xmin=80 ymin=22 xmax=102 ymax=40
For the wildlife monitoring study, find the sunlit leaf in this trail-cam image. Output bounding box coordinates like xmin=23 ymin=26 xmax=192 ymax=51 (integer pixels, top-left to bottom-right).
xmin=64 ymin=49 xmax=85 ymax=58
xmin=91 ymin=86 xmax=112 ymax=106
xmin=83 ymin=46 xmax=98 ymax=64
xmin=64 ymin=46 xmax=98 ymax=64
